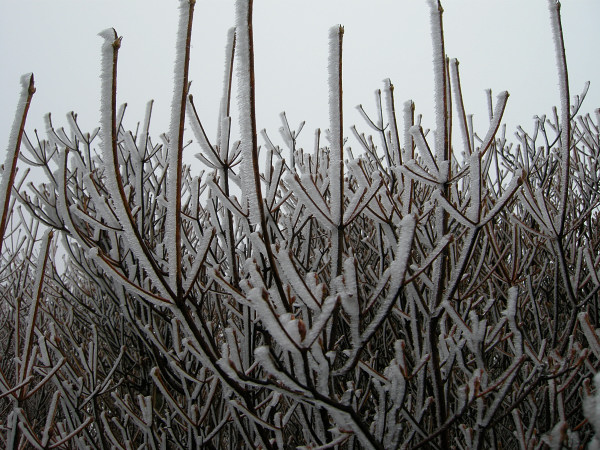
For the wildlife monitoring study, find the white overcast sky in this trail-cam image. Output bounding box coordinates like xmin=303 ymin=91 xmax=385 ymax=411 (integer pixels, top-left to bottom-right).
xmin=1 ymin=1 xmax=599 ymax=161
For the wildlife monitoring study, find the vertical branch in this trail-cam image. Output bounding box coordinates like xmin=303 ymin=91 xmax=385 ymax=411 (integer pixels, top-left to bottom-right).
xmin=548 ymin=0 xmax=571 ymax=235
xmin=219 ymin=28 xmax=239 ymax=286
xmin=217 ymin=27 xmax=249 ymax=370
xmin=428 ymin=0 xmax=450 ymax=307
xmin=429 ymin=1 xmax=449 ymax=168
xmin=450 ymin=59 xmax=472 ymax=155
xmin=427 ymin=1 xmax=449 ymax=447
xmin=402 ymin=100 xmax=415 ymax=215
xmin=547 ymin=1 xmax=577 ymax=348
xmin=0 ymin=74 xmax=35 ymax=257
xmin=217 ymin=27 xmax=236 ymax=156
xmin=136 ymin=100 xmax=154 ymax=236
xmin=235 ymin=0 xmax=288 ymax=306
xmin=427 ymin=0 xmax=451 ymax=302
xmin=98 ymin=28 xmax=173 ymax=300
xmin=235 ymin=0 xmax=264 ymax=229
xmin=383 ymin=79 xmax=402 ymax=168
xmin=168 ymin=0 xmax=195 ymax=300
xmin=328 ymin=25 xmax=344 ymax=277
xmin=19 ymin=230 xmax=53 ymax=396
xmin=7 ymin=230 xmax=53 ymax=450
xmin=445 ymin=57 xmax=453 ymax=162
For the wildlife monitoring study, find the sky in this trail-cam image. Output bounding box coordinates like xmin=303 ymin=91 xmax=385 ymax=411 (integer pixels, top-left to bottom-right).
xmin=1 ymin=1 xmax=599 ymax=165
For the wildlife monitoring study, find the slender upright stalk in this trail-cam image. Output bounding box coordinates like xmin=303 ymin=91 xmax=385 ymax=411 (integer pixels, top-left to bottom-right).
xmin=548 ymin=0 xmax=577 ymax=350
xmin=219 ymin=29 xmax=239 ymax=287
xmin=427 ymin=1 xmax=450 ymax=447
xmin=235 ymin=0 xmax=287 ymax=308
xmin=549 ymin=0 xmax=571 ymax=235
xmin=0 ymin=74 xmax=35 ymax=257
xmin=8 ymin=230 xmax=53 ymax=450
xmin=98 ymin=28 xmax=174 ymax=301
xmin=329 ymin=25 xmax=345 ymax=277
xmin=168 ymin=0 xmax=196 ymax=301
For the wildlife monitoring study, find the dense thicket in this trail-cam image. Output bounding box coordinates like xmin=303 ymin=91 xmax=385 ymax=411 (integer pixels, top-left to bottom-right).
xmin=1 ymin=0 xmax=600 ymax=448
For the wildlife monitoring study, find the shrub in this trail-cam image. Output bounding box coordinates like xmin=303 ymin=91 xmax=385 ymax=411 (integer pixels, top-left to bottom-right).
xmin=2 ymin=0 xmax=600 ymax=448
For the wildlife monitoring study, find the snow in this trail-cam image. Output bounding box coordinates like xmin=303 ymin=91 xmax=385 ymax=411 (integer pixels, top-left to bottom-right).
xmin=343 ymin=172 xmax=382 ymax=225
xmin=478 ymin=91 xmax=509 ymax=156
xmin=219 ymin=116 xmax=232 ymax=161
xmin=382 ymin=79 xmax=401 ymax=165
xmin=217 ymin=27 xmax=236 ymax=159
xmin=0 ymin=74 xmax=34 ymax=243
xmin=328 ymin=25 xmax=344 ymax=227
xmin=182 ymin=228 xmax=215 ymax=293
xmin=187 ymin=101 xmax=219 ymax=166
xmin=20 ymin=229 xmax=52 ymax=382
xmin=432 ymin=190 xmax=472 ymax=227
xmin=88 ymin=242 xmax=171 ymax=307
xmin=450 ymin=59 xmax=472 ymax=155
xmin=400 ymin=159 xmax=439 ymax=187
xmin=304 ymin=294 xmax=339 ymax=347
xmin=341 ymin=255 xmax=360 ymax=345
xmin=467 ymin=153 xmax=481 ymax=223
xmin=97 ymin=28 xmax=178 ymax=302
xmin=98 ymin=28 xmax=117 ymax=162
xmin=166 ymin=0 xmax=192 ymax=289
xmin=547 ymin=0 xmax=570 ymax=136
xmin=65 ymin=112 xmax=86 ymax=145
xmin=578 ymin=312 xmax=600 ymax=359
xmin=480 ymin=169 xmax=522 ymax=227
xmin=342 ymin=214 xmax=416 ymax=368
xmin=275 ymin=247 xmax=321 ymax=310
xmin=547 ymin=0 xmax=571 ymax=231
xmin=585 ymin=372 xmax=600 ymax=449
xmin=225 ymin=327 xmax=242 ymax=371
xmin=403 ymin=100 xmax=414 ymax=159
xmin=280 ymin=313 xmax=304 ymax=345
xmin=249 ymin=287 xmax=299 ymax=352
xmin=254 ymin=346 xmax=310 ymax=395
xmin=137 ymin=100 xmax=153 ymax=152
xmin=5 ymin=1 xmax=597 ymax=447
xmin=235 ymin=0 xmax=262 ymax=227
xmin=427 ymin=0 xmax=447 ymax=163
xmin=410 ymin=125 xmax=439 ymax=175
xmin=504 ymin=286 xmax=522 ymax=356
xmin=286 ymin=172 xmax=333 ymax=226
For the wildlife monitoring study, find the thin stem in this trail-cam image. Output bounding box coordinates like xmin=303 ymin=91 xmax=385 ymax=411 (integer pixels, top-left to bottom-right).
xmin=0 ymin=74 xmax=35 ymax=257
xmin=169 ymin=0 xmax=196 ymax=300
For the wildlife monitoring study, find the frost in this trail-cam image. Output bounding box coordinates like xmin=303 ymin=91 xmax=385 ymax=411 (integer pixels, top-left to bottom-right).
xmin=280 ymin=313 xmax=305 ymax=345
xmin=249 ymin=288 xmax=299 ymax=352
xmin=0 ymin=74 xmax=34 ymax=248
xmin=98 ymin=28 xmax=118 ymax=161
xmin=328 ymin=25 xmax=344 ymax=226
xmin=340 ymin=256 xmax=360 ymax=346
xmin=410 ymin=125 xmax=439 ymax=175
xmin=275 ymin=247 xmax=321 ymax=310
xmin=235 ymin=0 xmax=262 ymax=227
xmin=478 ymin=91 xmax=509 ymax=155
xmin=547 ymin=0 xmax=570 ymax=138
xmin=254 ymin=346 xmax=309 ymax=396
xmin=286 ymin=172 xmax=333 ymax=226
xmin=97 ymin=29 xmax=173 ymax=301
xmin=547 ymin=0 xmax=571 ymax=232
xmin=427 ymin=0 xmax=447 ymax=163
xmin=5 ymin=1 xmax=598 ymax=448
xmin=217 ymin=27 xmax=236 ymax=158
xmin=585 ymin=373 xmax=600 ymax=450
xmin=166 ymin=0 xmax=193 ymax=289
xmin=304 ymin=294 xmax=339 ymax=347
xmin=467 ymin=152 xmax=481 ymax=222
